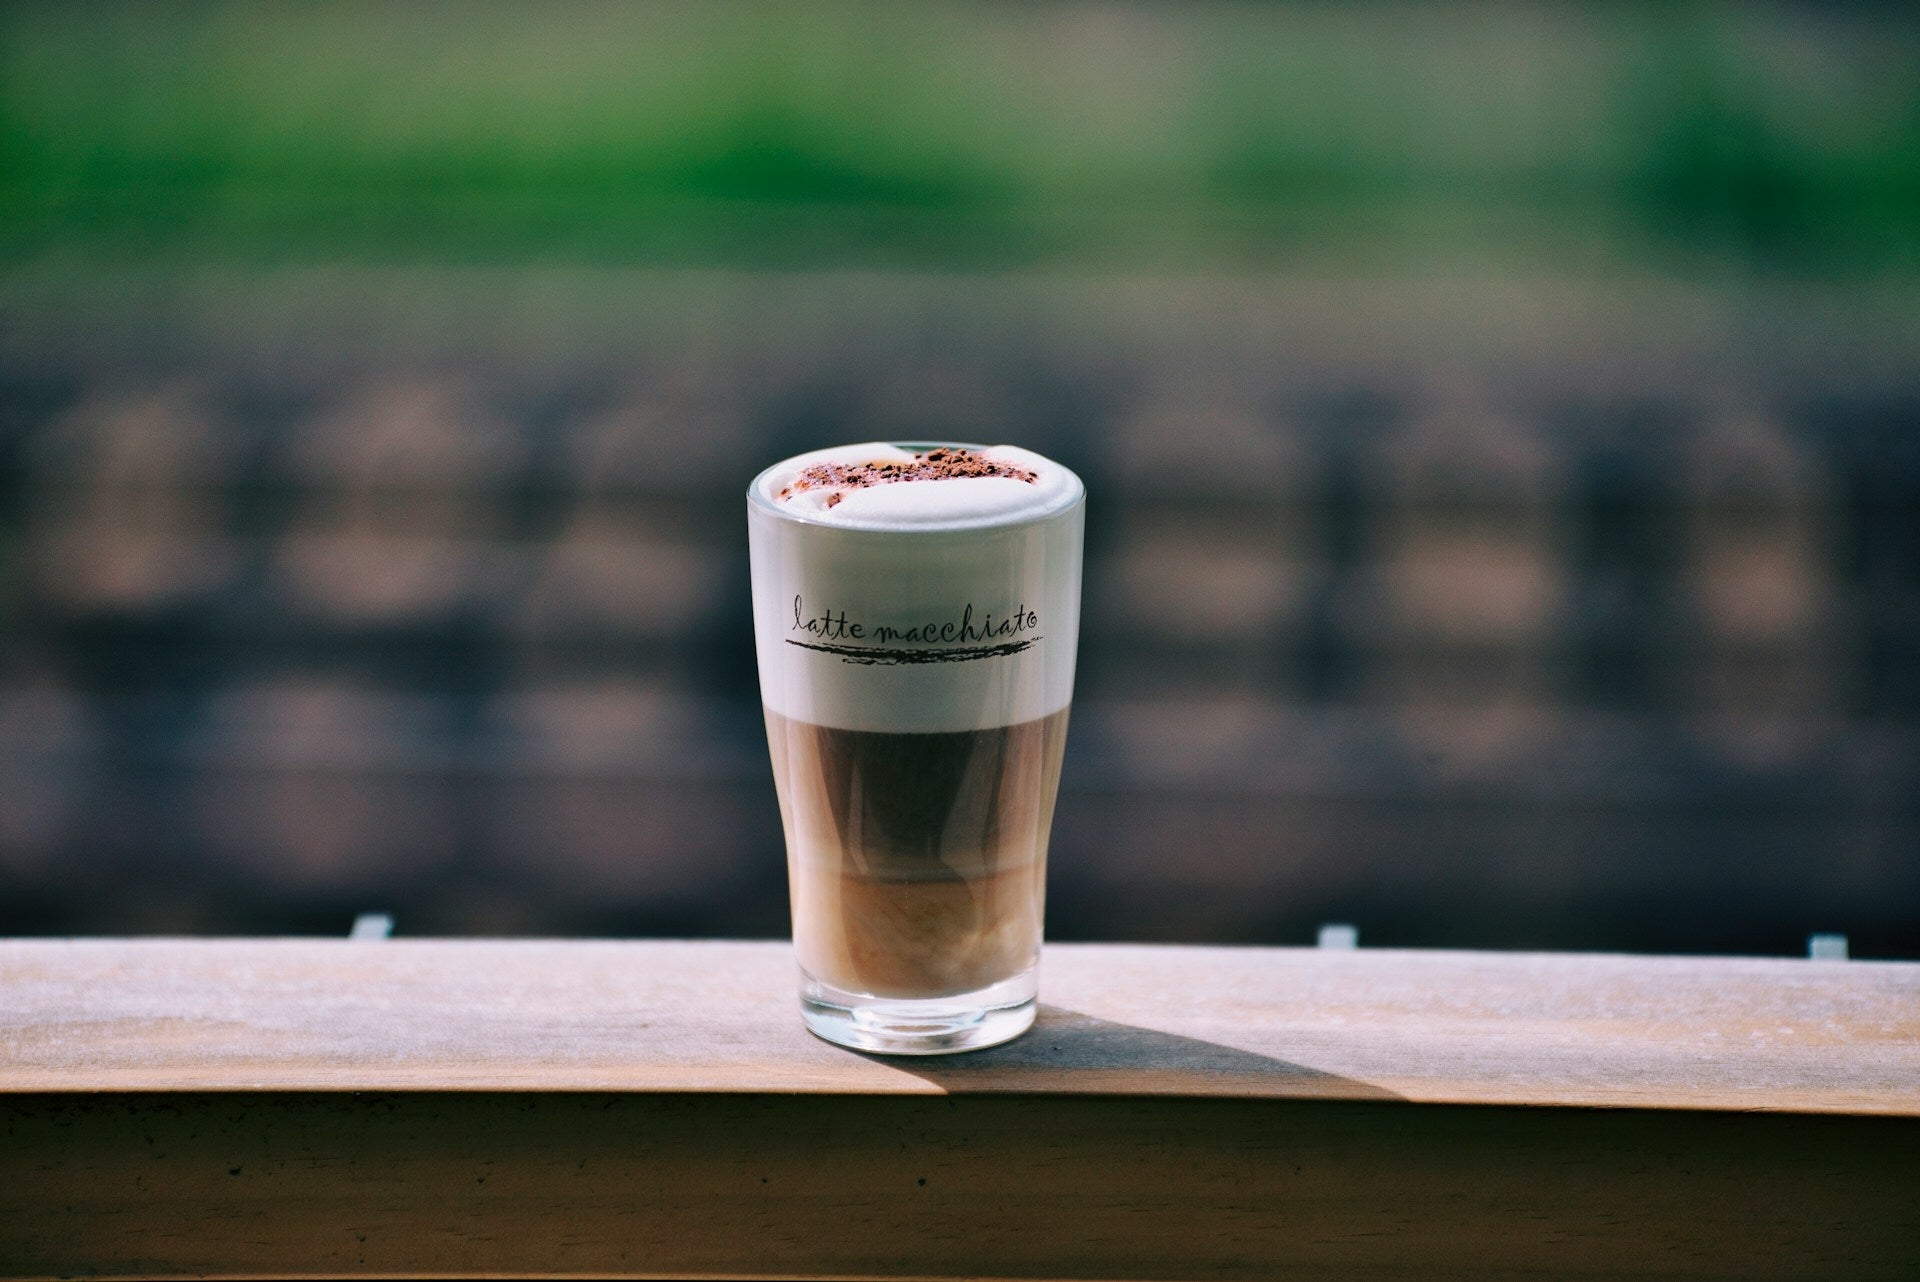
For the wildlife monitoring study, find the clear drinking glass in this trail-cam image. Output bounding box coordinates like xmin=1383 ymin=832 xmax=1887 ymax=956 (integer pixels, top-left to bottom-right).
xmin=748 ymin=443 xmax=1084 ymax=1054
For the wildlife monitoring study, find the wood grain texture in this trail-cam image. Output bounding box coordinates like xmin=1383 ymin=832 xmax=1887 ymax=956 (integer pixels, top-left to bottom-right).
xmin=2 ymin=940 xmax=1917 ymax=1280
xmin=4 ymin=1092 xmax=1917 ymax=1281
xmin=2 ymin=940 xmax=1916 ymax=1112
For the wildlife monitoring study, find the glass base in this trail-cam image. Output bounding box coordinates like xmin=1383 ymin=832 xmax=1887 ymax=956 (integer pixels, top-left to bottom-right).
xmin=799 ymin=967 xmax=1037 ymax=1055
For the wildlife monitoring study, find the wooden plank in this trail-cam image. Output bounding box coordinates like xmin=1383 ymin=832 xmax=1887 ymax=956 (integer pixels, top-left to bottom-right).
xmin=2 ymin=940 xmax=1917 ymax=1279
xmin=3 ymin=1092 xmax=1916 ymax=1281
xmin=2 ymin=940 xmax=1916 ymax=1113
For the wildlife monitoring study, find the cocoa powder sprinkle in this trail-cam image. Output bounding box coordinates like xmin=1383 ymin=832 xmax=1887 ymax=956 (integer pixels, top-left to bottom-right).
xmin=779 ymin=447 xmax=1037 ymax=509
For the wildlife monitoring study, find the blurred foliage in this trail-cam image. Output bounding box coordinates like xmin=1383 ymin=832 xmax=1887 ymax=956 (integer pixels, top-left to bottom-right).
xmin=2 ymin=0 xmax=1917 ymax=272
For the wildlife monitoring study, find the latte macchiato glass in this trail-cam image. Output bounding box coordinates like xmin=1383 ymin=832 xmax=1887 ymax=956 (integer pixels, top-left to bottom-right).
xmin=748 ymin=443 xmax=1084 ymax=1054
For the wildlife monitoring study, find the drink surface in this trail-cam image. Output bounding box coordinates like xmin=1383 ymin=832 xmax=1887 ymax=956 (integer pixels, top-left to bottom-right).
xmin=766 ymin=706 xmax=1070 ymax=999
xmin=754 ymin=442 xmax=1081 ymax=530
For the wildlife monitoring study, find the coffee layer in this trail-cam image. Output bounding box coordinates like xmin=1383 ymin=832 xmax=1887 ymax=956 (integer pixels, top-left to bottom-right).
xmin=767 ymin=706 xmax=1068 ymax=1000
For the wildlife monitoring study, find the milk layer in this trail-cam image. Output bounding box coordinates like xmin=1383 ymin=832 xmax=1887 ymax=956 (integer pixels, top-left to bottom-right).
xmin=749 ymin=443 xmax=1084 ymax=734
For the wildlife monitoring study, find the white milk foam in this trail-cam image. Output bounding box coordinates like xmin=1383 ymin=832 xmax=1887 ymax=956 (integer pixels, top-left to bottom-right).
xmin=757 ymin=442 xmax=1079 ymax=529
xmin=749 ymin=443 xmax=1084 ymax=734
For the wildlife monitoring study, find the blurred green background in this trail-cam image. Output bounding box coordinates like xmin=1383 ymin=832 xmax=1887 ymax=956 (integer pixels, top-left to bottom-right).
xmin=6 ymin=0 xmax=1918 ymax=271
xmin=2 ymin=1 xmax=1916 ymax=955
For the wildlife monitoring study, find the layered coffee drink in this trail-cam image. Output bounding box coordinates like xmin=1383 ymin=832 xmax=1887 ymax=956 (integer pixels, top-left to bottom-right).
xmin=749 ymin=442 xmax=1083 ymax=1053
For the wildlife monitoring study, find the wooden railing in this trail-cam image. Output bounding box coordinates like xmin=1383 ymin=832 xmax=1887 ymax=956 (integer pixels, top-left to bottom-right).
xmin=3 ymin=939 xmax=1916 ymax=1280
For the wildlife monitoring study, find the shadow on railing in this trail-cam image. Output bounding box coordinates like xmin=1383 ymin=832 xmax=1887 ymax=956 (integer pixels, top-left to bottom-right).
xmin=861 ymin=1005 xmax=1404 ymax=1100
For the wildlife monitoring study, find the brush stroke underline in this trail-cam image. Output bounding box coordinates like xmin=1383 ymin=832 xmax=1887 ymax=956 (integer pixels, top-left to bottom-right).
xmin=785 ymin=637 xmax=1042 ymax=665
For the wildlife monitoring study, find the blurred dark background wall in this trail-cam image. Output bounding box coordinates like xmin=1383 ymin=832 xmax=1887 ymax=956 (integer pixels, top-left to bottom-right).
xmin=2 ymin=1 xmax=1916 ymax=955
